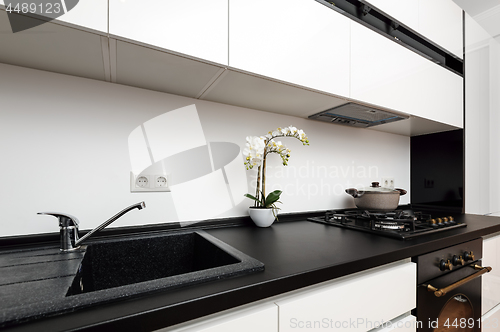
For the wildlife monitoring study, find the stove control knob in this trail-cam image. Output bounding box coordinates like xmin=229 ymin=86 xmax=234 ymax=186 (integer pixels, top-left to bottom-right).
xmin=464 ymin=251 xmax=475 ymax=262
xmin=452 ymin=255 xmax=465 ymax=266
xmin=436 ymin=218 xmax=443 ymax=224
xmin=440 ymin=259 xmax=453 ymax=271
xmin=429 ymin=219 xmax=438 ymax=227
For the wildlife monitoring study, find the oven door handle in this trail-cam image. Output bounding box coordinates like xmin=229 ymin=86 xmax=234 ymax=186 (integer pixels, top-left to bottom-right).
xmin=426 ymin=265 xmax=492 ymax=297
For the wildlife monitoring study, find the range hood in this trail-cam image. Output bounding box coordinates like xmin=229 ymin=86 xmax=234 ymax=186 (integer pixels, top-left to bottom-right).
xmin=308 ymin=102 xmax=408 ymax=128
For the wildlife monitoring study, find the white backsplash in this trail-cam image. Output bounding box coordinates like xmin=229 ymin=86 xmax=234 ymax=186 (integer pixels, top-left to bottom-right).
xmin=0 ymin=63 xmax=410 ymax=237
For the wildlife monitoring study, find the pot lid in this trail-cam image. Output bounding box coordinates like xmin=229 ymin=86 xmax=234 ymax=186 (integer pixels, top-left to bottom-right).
xmin=359 ymin=182 xmax=399 ymax=194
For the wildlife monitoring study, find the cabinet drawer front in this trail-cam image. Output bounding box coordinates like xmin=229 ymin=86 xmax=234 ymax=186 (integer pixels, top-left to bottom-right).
xmin=276 ymin=261 xmax=416 ymax=332
xmin=483 ymin=233 xmax=500 ymax=315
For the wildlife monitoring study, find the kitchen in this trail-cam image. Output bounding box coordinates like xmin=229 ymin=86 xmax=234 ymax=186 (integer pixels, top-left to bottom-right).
xmin=0 ymin=0 xmax=500 ymax=331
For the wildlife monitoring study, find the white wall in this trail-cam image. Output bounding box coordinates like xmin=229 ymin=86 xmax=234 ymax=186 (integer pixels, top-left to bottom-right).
xmin=0 ymin=63 xmax=410 ymax=237
xmin=464 ymin=14 xmax=500 ymax=215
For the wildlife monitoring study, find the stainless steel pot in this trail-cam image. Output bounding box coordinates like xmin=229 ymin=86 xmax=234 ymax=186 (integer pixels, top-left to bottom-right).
xmin=345 ymin=182 xmax=407 ymax=211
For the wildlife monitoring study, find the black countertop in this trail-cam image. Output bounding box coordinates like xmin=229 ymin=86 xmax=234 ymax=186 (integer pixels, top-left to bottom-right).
xmin=2 ymin=212 xmax=500 ymax=332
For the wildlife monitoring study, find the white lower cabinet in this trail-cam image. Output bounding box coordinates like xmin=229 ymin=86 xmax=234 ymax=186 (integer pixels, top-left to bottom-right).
xmin=160 ymin=260 xmax=416 ymax=332
xmin=374 ymin=315 xmax=417 ymax=332
xmin=275 ymin=260 xmax=416 ymax=332
xmin=483 ymin=232 xmax=500 ymax=316
xmin=158 ymin=302 xmax=278 ymax=332
xmin=482 ymin=303 xmax=500 ymax=330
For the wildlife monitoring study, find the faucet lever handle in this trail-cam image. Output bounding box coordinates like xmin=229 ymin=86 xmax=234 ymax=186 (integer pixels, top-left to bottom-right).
xmin=37 ymin=212 xmax=80 ymax=228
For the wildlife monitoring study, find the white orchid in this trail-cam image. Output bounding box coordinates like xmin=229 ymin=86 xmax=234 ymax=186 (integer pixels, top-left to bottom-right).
xmin=244 ymin=126 xmax=310 ymax=212
xmin=243 ymin=136 xmax=266 ymax=169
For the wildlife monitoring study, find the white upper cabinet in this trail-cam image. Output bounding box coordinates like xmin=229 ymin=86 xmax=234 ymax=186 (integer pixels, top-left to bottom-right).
xmin=350 ymin=21 xmax=463 ymax=128
xmin=364 ymin=0 xmax=463 ymax=59
xmin=418 ymin=0 xmax=463 ymax=59
xmin=0 ymin=0 xmax=107 ymax=33
xmin=57 ymin=0 xmax=108 ymax=33
xmin=229 ymin=0 xmax=351 ymax=97
xmin=109 ymin=0 xmax=229 ymax=65
xmin=363 ymin=0 xmax=419 ymax=33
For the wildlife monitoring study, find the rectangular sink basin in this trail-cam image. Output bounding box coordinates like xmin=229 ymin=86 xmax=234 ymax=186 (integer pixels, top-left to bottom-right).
xmin=66 ymin=230 xmax=264 ymax=296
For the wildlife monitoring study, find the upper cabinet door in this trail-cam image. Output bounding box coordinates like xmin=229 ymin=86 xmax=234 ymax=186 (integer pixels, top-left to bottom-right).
xmin=418 ymin=0 xmax=463 ymax=59
xmin=0 ymin=0 xmax=108 ymax=33
xmin=109 ymin=0 xmax=228 ymax=65
xmin=350 ymin=21 xmax=463 ymax=128
xmin=363 ymin=0 xmax=419 ymax=33
xmin=364 ymin=0 xmax=463 ymax=59
xmin=229 ymin=0 xmax=350 ymax=97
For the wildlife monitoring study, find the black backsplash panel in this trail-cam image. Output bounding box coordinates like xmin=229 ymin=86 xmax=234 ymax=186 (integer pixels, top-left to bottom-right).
xmin=411 ymin=129 xmax=464 ymax=212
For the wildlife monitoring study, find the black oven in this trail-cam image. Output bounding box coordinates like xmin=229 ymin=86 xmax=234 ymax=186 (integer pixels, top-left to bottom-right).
xmin=414 ymin=238 xmax=492 ymax=331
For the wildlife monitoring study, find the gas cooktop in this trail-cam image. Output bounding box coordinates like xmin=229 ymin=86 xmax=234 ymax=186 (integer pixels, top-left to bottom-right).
xmin=307 ymin=208 xmax=466 ymax=239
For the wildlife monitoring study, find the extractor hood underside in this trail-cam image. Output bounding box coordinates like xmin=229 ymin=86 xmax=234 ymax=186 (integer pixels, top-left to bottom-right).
xmin=308 ymin=102 xmax=409 ymax=128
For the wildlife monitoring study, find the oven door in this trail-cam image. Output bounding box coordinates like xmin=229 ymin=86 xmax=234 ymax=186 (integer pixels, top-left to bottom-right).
xmin=417 ymin=262 xmax=488 ymax=332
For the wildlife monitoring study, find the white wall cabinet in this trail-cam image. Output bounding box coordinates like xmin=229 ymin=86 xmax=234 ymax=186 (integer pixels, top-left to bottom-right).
xmin=350 ymin=21 xmax=463 ymax=128
xmin=109 ymin=0 xmax=229 ymax=65
xmin=364 ymin=0 xmax=463 ymax=59
xmin=0 ymin=0 xmax=107 ymax=33
xmin=363 ymin=0 xmax=419 ymax=33
xmin=229 ymin=0 xmax=351 ymax=97
xmin=418 ymin=0 xmax=463 ymax=59
xmin=159 ymin=302 xmax=278 ymax=332
xmin=275 ymin=260 xmax=416 ymax=332
xmin=483 ymin=232 xmax=500 ymax=316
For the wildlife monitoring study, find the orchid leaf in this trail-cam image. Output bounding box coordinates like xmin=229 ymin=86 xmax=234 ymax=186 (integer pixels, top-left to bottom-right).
xmin=265 ymin=190 xmax=282 ymax=207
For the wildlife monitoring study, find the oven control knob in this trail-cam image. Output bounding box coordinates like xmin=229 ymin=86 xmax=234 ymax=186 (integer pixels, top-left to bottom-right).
xmin=436 ymin=218 xmax=443 ymax=225
xmin=439 ymin=259 xmax=453 ymax=271
xmin=429 ymin=219 xmax=438 ymax=227
xmin=452 ymin=255 xmax=465 ymax=266
xmin=464 ymin=251 xmax=475 ymax=261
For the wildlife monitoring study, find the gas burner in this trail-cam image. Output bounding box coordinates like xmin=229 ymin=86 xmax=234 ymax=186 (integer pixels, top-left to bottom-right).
xmin=373 ymin=221 xmax=405 ymax=230
xmin=309 ymin=208 xmax=466 ymax=240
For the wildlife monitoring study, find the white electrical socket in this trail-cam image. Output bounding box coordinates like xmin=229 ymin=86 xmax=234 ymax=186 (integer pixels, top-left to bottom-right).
xmin=382 ymin=177 xmax=395 ymax=189
xmin=136 ymin=175 xmax=150 ymax=188
xmin=130 ymin=172 xmax=170 ymax=192
xmin=154 ymin=175 xmax=168 ymax=188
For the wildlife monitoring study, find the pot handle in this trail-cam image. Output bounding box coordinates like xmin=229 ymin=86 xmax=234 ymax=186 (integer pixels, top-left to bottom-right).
xmin=395 ymin=188 xmax=407 ymax=196
xmin=345 ymin=188 xmax=359 ymax=198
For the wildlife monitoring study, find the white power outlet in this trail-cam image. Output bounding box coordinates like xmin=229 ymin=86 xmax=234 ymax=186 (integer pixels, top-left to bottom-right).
xmin=136 ymin=175 xmax=150 ymax=188
xmin=130 ymin=172 xmax=170 ymax=192
xmin=382 ymin=177 xmax=395 ymax=189
xmin=154 ymin=175 xmax=168 ymax=188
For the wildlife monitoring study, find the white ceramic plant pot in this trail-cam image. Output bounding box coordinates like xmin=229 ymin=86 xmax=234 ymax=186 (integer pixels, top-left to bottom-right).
xmin=248 ymin=208 xmax=276 ymax=227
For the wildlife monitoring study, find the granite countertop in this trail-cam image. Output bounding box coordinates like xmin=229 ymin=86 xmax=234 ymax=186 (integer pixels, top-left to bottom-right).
xmin=1 ymin=211 xmax=500 ymax=331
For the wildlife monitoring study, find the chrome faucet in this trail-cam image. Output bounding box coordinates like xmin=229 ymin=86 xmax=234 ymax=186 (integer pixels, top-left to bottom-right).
xmin=38 ymin=201 xmax=146 ymax=252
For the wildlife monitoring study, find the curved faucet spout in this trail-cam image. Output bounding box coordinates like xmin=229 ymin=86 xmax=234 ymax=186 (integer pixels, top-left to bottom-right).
xmin=74 ymin=201 xmax=146 ymax=247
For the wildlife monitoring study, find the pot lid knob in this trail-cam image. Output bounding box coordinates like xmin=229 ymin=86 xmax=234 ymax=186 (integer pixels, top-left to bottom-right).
xmin=371 ymin=182 xmax=380 ymax=188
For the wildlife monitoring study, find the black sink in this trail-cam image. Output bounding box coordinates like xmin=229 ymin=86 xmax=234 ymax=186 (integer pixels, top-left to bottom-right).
xmin=67 ymin=230 xmax=264 ymax=296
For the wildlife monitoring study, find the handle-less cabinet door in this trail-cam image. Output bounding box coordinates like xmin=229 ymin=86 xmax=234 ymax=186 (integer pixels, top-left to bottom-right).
xmin=0 ymin=0 xmax=108 ymax=33
xmin=483 ymin=233 xmax=500 ymax=315
xmin=362 ymin=0 xmax=463 ymax=60
xmin=159 ymin=302 xmax=278 ymax=332
xmin=229 ymin=0 xmax=350 ymax=97
xmin=276 ymin=261 xmax=416 ymax=332
xmin=362 ymin=0 xmax=419 ymax=33
xmin=350 ymin=21 xmax=463 ymax=128
xmin=418 ymin=0 xmax=463 ymax=59
xmin=109 ymin=0 xmax=228 ymax=65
